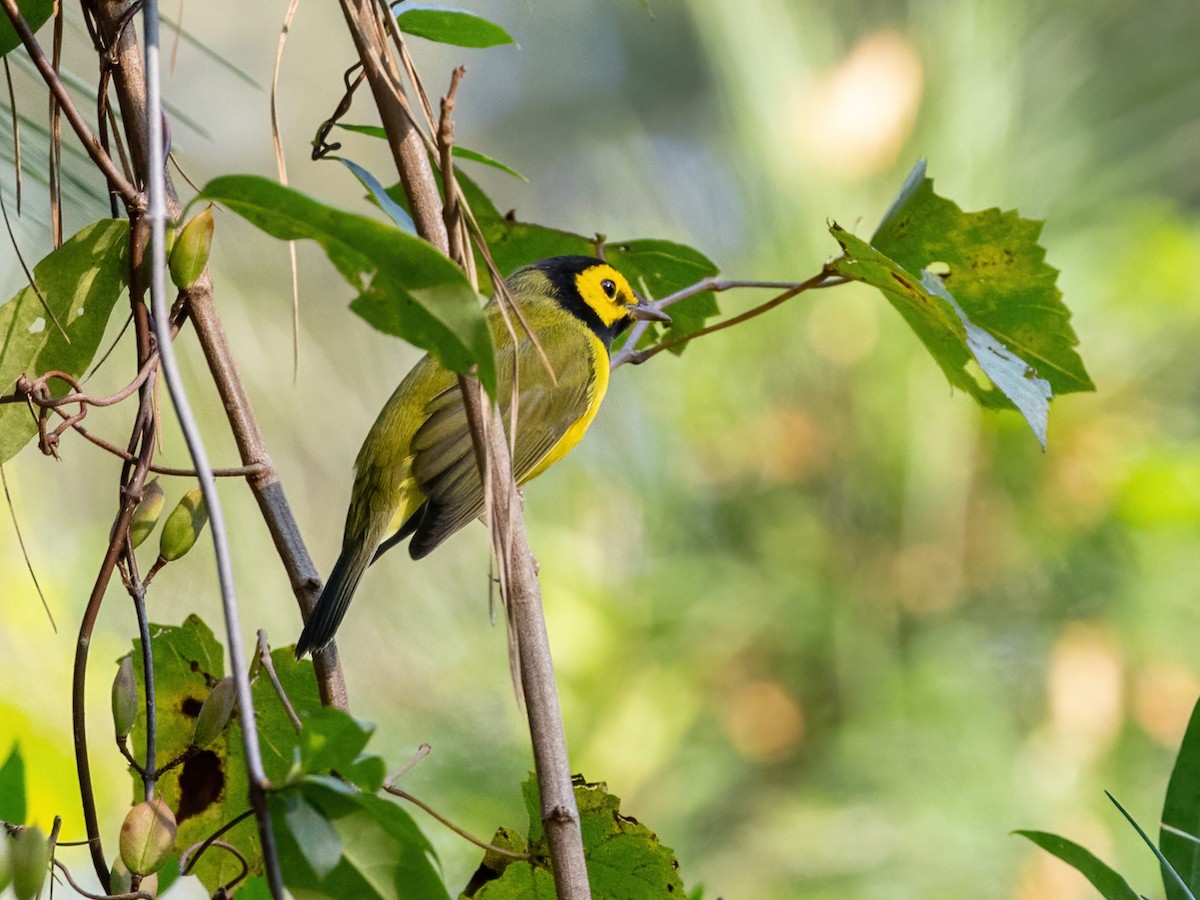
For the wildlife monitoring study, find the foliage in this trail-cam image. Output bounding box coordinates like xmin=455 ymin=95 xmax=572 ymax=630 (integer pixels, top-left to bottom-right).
xmin=466 ymin=776 xmax=686 ymax=899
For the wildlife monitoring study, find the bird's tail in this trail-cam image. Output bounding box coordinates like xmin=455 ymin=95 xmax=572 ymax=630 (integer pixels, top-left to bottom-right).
xmin=296 ymin=540 xmax=372 ymax=658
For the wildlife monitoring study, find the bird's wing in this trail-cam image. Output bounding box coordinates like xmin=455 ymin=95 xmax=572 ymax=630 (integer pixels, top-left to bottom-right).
xmin=406 ymin=326 xmax=596 ymax=559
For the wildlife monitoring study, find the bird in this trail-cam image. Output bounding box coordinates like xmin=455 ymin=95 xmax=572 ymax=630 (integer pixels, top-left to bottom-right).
xmin=296 ymin=256 xmax=670 ymax=658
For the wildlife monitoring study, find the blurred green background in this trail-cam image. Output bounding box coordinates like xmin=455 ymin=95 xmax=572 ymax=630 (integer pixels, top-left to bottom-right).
xmin=3 ymin=0 xmax=1200 ymax=897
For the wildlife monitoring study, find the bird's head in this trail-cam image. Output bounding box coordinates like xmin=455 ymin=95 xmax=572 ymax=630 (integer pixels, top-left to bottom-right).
xmin=513 ymin=256 xmax=671 ymax=348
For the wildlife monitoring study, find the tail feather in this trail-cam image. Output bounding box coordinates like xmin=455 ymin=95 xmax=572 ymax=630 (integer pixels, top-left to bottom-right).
xmin=296 ymin=541 xmax=372 ymax=658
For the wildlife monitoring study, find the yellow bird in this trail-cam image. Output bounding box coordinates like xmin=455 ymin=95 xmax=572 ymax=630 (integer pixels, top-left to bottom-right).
xmin=296 ymin=256 xmax=669 ymax=657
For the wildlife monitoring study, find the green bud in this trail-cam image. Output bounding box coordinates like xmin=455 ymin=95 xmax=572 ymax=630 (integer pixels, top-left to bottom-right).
xmin=9 ymin=826 xmax=50 ymax=900
xmin=119 ymin=798 xmax=177 ymax=876
xmin=168 ymin=207 xmax=214 ymax=291
xmin=193 ymin=677 xmax=236 ymax=748
xmin=158 ymin=487 xmax=209 ymax=562
xmin=112 ymin=656 xmax=138 ymax=741
xmin=130 ymin=478 xmax=166 ymax=549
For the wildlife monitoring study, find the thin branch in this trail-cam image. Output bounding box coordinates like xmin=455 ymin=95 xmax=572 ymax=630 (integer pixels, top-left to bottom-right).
xmin=385 ymin=742 xmax=431 ymax=783
xmin=383 ymin=784 xmax=529 ymax=860
xmin=181 ymin=808 xmax=254 ymax=874
xmin=141 ymin=2 xmax=284 ymax=895
xmin=256 ymin=630 xmax=302 ymax=731
xmin=0 ymin=0 xmax=140 ymax=207
xmin=612 ymin=271 xmax=843 ymax=368
xmin=52 ymin=859 xmax=155 ymax=900
xmin=66 ymin=421 xmax=268 ymax=477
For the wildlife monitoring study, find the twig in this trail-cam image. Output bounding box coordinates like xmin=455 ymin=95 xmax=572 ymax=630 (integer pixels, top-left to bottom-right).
xmin=0 ymin=0 xmax=140 ymax=207
xmin=383 ymin=784 xmax=529 ymax=860
xmin=141 ymin=2 xmax=284 ymax=896
xmin=181 ymin=840 xmax=249 ymax=892
xmin=52 ymin=859 xmax=155 ymax=900
xmin=256 ymin=630 xmax=302 ymax=731
xmin=64 ymin=421 xmax=268 ymax=477
xmin=612 ymin=272 xmax=843 ymax=368
xmin=181 ymin=809 xmax=255 ymax=875
xmin=385 ymin=742 xmax=431 ymax=783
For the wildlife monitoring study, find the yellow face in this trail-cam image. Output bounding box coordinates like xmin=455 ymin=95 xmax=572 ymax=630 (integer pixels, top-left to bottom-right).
xmin=574 ymin=264 xmax=641 ymax=328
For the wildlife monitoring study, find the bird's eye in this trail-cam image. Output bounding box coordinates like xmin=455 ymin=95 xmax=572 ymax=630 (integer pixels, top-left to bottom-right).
xmin=600 ymin=279 xmax=617 ymax=300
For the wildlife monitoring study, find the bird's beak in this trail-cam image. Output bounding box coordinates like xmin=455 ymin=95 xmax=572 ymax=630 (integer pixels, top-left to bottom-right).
xmin=628 ymin=296 xmax=671 ymax=324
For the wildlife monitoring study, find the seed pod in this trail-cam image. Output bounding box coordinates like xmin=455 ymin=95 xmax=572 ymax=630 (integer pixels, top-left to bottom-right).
xmin=9 ymin=826 xmax=50 ymax=900
xmin=112 ymin=656 xmax=138 ymax=741
xmin=130 ymin=478 xmax=166 ymax=549
xmin=119 ymin=798 xmax=177 ymax=876
xmin=168 ymin=207 xmax=214 ymax=291
xmin=193 ymin=677 xmax=236 ymax=748
xmin=158 ymin=487 xmax=209 ymax=562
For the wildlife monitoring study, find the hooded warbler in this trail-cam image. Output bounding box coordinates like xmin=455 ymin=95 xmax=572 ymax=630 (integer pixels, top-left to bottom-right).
xmin=296 ymin=256 xmax=669 ymax=657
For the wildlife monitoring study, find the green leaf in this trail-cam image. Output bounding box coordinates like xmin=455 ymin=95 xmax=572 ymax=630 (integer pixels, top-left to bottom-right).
xmin=273 ymin=777 xmax=449 ymax=900
xmin=0 ymin=219 xmax=130 ymax=463
xmin=335 ymin=126 xmax=526 ymax=182
xmin=1108 ymin=791 xmax=1197 ymax=900
xmin=829 ymin=224 xmax=1053 ymax=448
xmin=451 ymin=147 xmax=526 ymax=182
xmin=129 ymin=616 xmax=259 ymax=892
xmin=339 ymin=754 xmax=388 ymax=793
xmin=277 ymin=791 xmax=343 ymax=879
xmin=871 ymin=159 xmax=1092 ymax=396
xmin=830 ymin=160 xmax=1092 ymax=447
xmin=333 ymin=157 xmax=416 ymax=234
xmin=251 ymin=648 xmax=324 ymax=784
xmin=470 ymin=776 xmax=685 ymax=899
xmin=0 ymin=743 xmax=25 ymax=823
xmin=0 ymin=0 xmax=54 ymax=58
xmin=1015 ymin=831 xmax=1140 ymax=900
xmin=1162 ymin=695 xmax=1200 ymax=900
xmin=298 ymin=706 xmax=374 ymax=777
xmin=394 ymin=5 xmax=514 ymax=49
xmin=197 ymin=176 xmax=495 ymax=394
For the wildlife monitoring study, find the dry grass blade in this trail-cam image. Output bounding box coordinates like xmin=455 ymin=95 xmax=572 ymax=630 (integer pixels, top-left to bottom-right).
xmin=49 ymin=3 xmax=62 ymax=247
xmin=3 ymin=58 xmax=20 ymax=211
xmin=0 ymin=186 xmax=70 ymax=340
xmin=271 ymin=0 xmax=303 ymax=382
xmin=1 ymin=464 xmax=56 ymax=632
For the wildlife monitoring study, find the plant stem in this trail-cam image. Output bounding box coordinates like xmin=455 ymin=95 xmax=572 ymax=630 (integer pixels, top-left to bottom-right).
xmin=140 ymin=2 xmax=284 ymax=896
